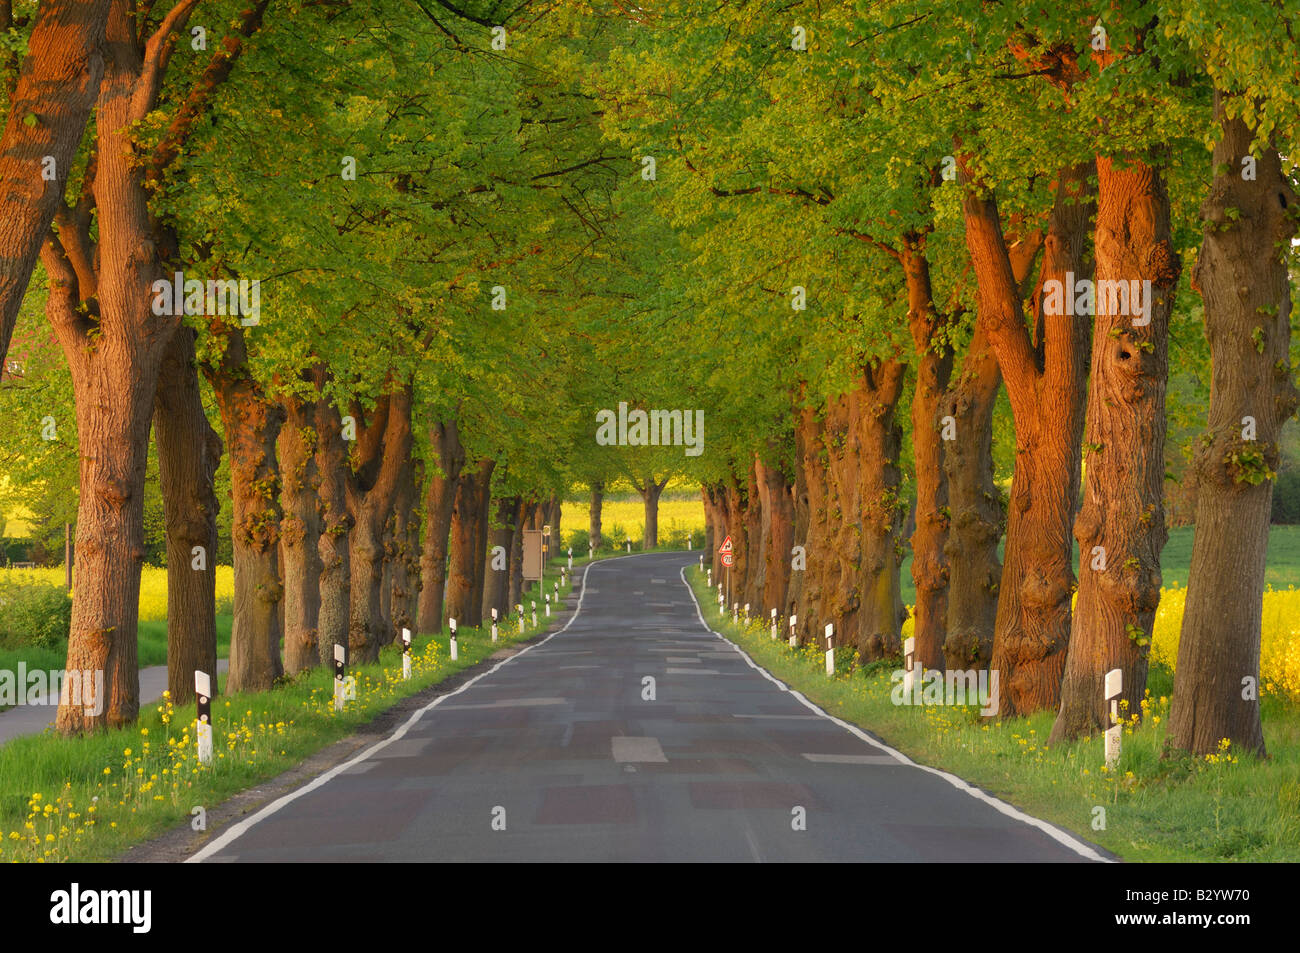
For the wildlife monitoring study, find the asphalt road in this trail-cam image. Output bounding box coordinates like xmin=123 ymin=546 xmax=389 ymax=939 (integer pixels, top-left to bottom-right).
xmin=192 ymin=551 xmax=1106 ymax=862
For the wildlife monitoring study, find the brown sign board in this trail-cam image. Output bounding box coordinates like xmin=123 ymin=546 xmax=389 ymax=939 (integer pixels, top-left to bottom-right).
xmin=523 ymin=529 xmax=544 ymax=581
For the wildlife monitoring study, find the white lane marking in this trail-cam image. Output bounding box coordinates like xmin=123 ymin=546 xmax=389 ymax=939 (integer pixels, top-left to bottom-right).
xmin=733 ymin=714 xmax=821 ymax=721
xmin=803 ymin=753 xmax=903 ymax=765
xmin=665 ymin=657 xmax=701 ymax=663
xmin=666 ymin=667 xmax=721 ymax=675
xmin=612 ymin=736 xmax=668 ymax=763
xmin=188 ymin=552 xmax=650 ymax=863
xmin=440 ymin=697 xmax=568 ymax=711
xmin=678 ymin=566 xmax=1113 ymax=864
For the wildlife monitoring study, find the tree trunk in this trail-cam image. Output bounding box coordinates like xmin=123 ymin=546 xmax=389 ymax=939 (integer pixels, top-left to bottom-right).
xmin=1169 ymin=102 xmax=1297 ymax=757
xmin=984 ymin=164 xmax=1094 ymax=717
xmin=314 ymin=387 xmax=351 ymax=665
xmin=468 ymin=461 xmax=496 ymax=625
xmin=416 ymin=418 xmax=464 ymax=633
xmin=447 ymin=459 xmax=492 ymax=628
xmin=903 ymin=243 xmax=954 ymax=671
xmin=388 ymin=457 xmax=421 ymax=638
xmin=701 ymin=485 xmax=714 ymax=558
xmin=346 ymin=386 xmax=413 ymax=663
xmin=483 ymin=495 xmax=517 ymax=622
xmin=0 ymin=0 xmax=111 ymax=366
xmin=940 ymin=320 xmax=1003 ymax=672
xmin=756 ymin=455 xmax=794 ymax=617
xmin=210 ymin=339 xmax=285 ymax=695
xmin=154 ymin=326 xmax=222 ymax=704
xmin=742 ymin=459 xmax=766 ymax=609
xmin=278 ymin=390 xmax=322 ymax=675
xmin=508 ymin=497 xmax=532 ymax=611
xmin=1051 ymin=155 xmax=1180 ymax=744
xmin=639 ymin=475 xmax=666 ymax=549
xmin=590 ymin=481 xmax=604 ymax=551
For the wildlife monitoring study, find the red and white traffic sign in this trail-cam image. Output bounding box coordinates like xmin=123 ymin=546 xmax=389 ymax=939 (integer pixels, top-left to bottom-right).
xmin=718 ymin=535 xmax=733 ymax=554
xmin=719 ymin=535 xmax=734 ymax=567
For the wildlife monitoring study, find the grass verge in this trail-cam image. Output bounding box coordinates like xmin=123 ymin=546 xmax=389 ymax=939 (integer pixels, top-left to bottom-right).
xmin=685 ymin=566 xmax=1300 ymax=862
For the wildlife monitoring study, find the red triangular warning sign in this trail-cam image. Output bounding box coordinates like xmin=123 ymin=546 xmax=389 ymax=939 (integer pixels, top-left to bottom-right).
xmin=718 ymin=535 xmax=733 ymax=554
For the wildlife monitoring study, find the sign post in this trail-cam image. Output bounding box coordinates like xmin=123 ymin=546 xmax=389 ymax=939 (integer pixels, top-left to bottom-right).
xmin=195 ymin=671 xmax=213 ymax=766
xmin=718 ymin=534 xmax=734 ymax=611
xmin=402 ymin=627 xmax=412 ymax=679
xmin=449 ymin=618 xmax=458 ymax=661
xmin=1105 ymin=668 xmax=1122 ymax=770
xmin=333 ymin=644 xmax=346 ymax=712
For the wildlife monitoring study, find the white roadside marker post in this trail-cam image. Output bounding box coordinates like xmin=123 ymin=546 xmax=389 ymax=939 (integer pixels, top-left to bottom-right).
xmin=195 ymin=670 xmax=213 ymax=766
xmin=589 ymin=543 xmax=593 ymax=561
xmin=743 ymin=602 xmax=750 ymax=623
xmin=770 ymin=608 xmax=778 ymax=640
xmin=903 ymin=635 xmax=915 ymax=698
xmin=553 ymin=581 xmax=559 ymax=604
xmin=402 ymin=627 xmax=412 ymax=680
xmin=531 ymin=600 xmax=538 ymax=627
xmin=1105 ymin=668 xmax=1122 ymax=770
xmin=449 ymin=618 xmax=458 ymax=661
xmin=333 ymin=643 xmax=347 ymax=712
xmin=789 ymin=614 xmax=798 ymax=648
xmin=825 ymin=624 xmax=835 ymax=677
xmin=490 ymin=608 xmax=498 ymax=643
xmin=545 ymin=593 xmax=551 ymax=618
xmin=626 ymin=540 xmax=631 ymax=553
xmin=732 ymin=602 xmax=739 ymax=623
xmin=699 ymin=554 xmax=704 ymax=571
xmin=568 ymin=547 xmax=573 ymax=570
xmin=707 ymin=568 xmax=712 ymax=588
xmin=516 ymin=603 xmax=524 ymax=633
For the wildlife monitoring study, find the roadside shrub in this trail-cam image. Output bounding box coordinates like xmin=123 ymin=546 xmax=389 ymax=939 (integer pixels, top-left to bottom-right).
xmin=564 ymin=528 xmax=590 ymax=554
xmin=1272 ymin=470 xmax=1300 ymax=524
xmin=0 ymin=581 xmax=72 ymax=649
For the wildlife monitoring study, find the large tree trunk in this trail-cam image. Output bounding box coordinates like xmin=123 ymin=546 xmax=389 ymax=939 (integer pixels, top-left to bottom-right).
xmin=447 ymin=459 xmax=493 ymax=627
xmin=416 ymin=418 xmax=464 ymax=633
xmin=483 ymin=495 xmax=517 ymax=622
xmin=346 ymin=386 xmax=413 ymax=663
xmin=1169 ymin=103 xmax=1297 ymax=758
xmin=700 ymin=485 xmax=713 ymax=557
xmin=210 ymin=338 xmax=285 ymax=695
xmin=154 ymin=326 xmax=222 ymax=704
xmin=508 ymin=497 xmax=532 ymax=611
xmin=0 ymin=0 xmax=111 ymax=365
xmin=792 ymin=405 xmax=832 ymax=644
xmin=980 ymin=164 xmax=1095 ymax=716
xmin=639 ymin=475 xmax=666 ymax=549
xmin=742 ymin=459 xmax=766 ymax=609
xmin=903 ymin=243 xmax=954 ymax=671
xmin=756 ymin=455 xmax=794 ymax=617
xmin=1050 ymin=155 xmax=1180 ymax=744
xmin=314 ymin=387 xmax=351 ymax=665
xmin=469 ymin=463 xmax=496 ymax=625
xmin=940 ymin=320 xmax=1004 ymax=672
xmin=590 ymin=481 xmax=604 ymax=551
xmin=278 ymin=390 xmax=322 ymax=675
xmin=387 ymin=457 xmax=420 ymax=638
xmin=848 ymin=363 xmax=908 ymax=662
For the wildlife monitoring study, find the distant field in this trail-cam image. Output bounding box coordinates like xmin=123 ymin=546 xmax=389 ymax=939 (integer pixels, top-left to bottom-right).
xmin=562 ymin=493 xmax=705 ymax=548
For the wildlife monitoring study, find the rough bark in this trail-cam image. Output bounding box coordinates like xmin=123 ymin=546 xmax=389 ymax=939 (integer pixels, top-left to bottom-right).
xmin=0 ymin=0 xmax=111 ymax=366
xmin=447 ymin=458 xmax=493 ymax=628
xmin=589 ymin=481 xmax=604 ymax=551
xmin=1169 ymin=102 xmax=1297 ymax=757
xmin=346 ymin=386 xmax=413 ymax=663
xmin=940 ymin=319 xmax=1004 ymax=671
xmin=741 ymin=459 xmax=766 ymax=609
xmin=314 ymin=386 xmax=351 ymax=666
xmin=903 ymin=242 xmax=954 ymax=671
xmin=209 ymin=332 xmax=284 ymax=695
xmin=154 ymin=325 xmax=221 ymax=705
xmin=508 ymin=496 xmax=533 ymax=611
xmin=278 ymin=389 xmax=322 ymax=675
xmin=469 ymin=464 xmax=496 ymax=623
xmin=482 ymin=494 xmax=517 ymax=622
xmin=974 ymin=164 xmax=1096 ymax=716
xmin=756 ymin=455 xmax=794 ymax=616
xmin=637 ymin=475 xmax=668 ymax=549
xmin=1050 ymin=154 xmax=1180 ymax=744
xmin=387 ymin=457 xmax=421 ymax=638
xmin=416 ymin=417 xmax=464 ymax=633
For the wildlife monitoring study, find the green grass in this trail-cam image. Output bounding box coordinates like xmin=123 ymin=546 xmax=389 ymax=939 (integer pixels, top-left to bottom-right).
xmin=0 ymin=562 xmax=584 ymax=862
xmin=686 ymin=565 xmax=1300 ymax=863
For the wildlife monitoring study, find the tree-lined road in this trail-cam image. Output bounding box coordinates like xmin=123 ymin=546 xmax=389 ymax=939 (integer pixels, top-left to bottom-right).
xmin=192 ymin=553 xmax=1105 ymax=862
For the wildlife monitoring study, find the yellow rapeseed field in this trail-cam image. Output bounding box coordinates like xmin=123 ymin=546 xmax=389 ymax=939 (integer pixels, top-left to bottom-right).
xmin=0 ymin=565 xmax=235 ymax=621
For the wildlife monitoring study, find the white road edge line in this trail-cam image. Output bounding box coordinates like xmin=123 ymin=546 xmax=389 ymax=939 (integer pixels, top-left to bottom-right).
xmin=187 ymin=551 xmax=654 ymax=862
xmin=678 ymin=565 xmax=1114 ymax=864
